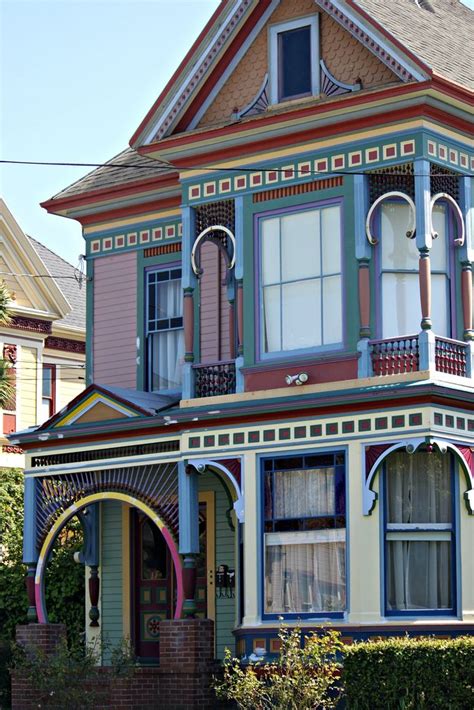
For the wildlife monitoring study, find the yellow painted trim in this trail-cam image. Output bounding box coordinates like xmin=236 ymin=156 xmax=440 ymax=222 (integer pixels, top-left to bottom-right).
xmin=36 ymin=492 xmax=165 ymax=582
xmin=84 ymin=209 xmax=181 ymax=235
xmin=122 ymin=504 xmax=131 ymax=639
xmin=199 ymin=491 xmax=216 ymax=622
xmin=55 ymin=392 xmax=139 ymax=427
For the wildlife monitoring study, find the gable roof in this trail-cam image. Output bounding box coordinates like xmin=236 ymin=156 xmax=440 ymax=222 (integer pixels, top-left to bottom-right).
xmin=28 ymin=237 xmax=86 ymax=331
xmin=130 ymin=0 xmax=473 ymax=149
xmin=352 ymin=0 xmax=474 ymax=90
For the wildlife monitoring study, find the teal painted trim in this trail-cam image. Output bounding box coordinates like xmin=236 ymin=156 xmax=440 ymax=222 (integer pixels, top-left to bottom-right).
xmin=136 ymin=250 xmax=146 ymax=391
xmin=181 ymin=207 xmax=196 ymax=291
xmin=459 ymin=176 xmax=473 ymax=264
xmin=77 ymin=503 xmax=99 ymax=566
xmin=235 ymin=196 xmax=244 ymax=282
xmin=415 ymin=158 xmax=432 ymax=251
xmin=242 ymin=195 xmax=255 ymax=367
xmin=423 ymin=131 xmax=473 ymax=175
xmin=178 ymin=460 xmax=199 ymax=554
xmin=86 ymin=219 xmax=182 ymax=258
xmin=354 ymin=174 xmax=370 ymax=260
xmin=23 ymin=477 xmax=38 ymax=564
xmin=86 ymin=257 xmax=94 ymax=386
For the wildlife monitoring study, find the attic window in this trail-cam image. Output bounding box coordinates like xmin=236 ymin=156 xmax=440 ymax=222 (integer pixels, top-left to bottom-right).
xmin=269 ymin=16 xmax=319 ymax=104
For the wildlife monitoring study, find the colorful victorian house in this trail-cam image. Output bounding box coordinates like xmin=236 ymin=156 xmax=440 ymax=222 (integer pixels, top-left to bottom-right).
xmin=14 ymin=0 xmax=473 ymax=673
xmin=1 ymin=199 xmax=86 ymax=469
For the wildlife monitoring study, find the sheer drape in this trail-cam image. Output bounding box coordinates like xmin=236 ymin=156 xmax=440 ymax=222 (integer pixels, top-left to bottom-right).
xmin=149 ymin=275 xmax=184 ymax=390
xmin=386 ymin=452 xmax=452 ymax=611
xmin=265 ymin=533 xmax=346 ymax=613
xmin=274 ymin=468 xmax=335 ymax=518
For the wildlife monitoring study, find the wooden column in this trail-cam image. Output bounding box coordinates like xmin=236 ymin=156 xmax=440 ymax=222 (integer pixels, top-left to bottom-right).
xmin=228 ymin=299 xmax=236 ymax=358
xmin=419 ymin=249 xmax=432 ymax=330
xmin=358 ymin=259 xmax=371 ymax=338
xmin=462 ymin=263 xmax=474 ymax=340
xmin=88 ymin=565 xmax=100 ymax=627
xmin=183 ymin=289 xmax=195 ymax=362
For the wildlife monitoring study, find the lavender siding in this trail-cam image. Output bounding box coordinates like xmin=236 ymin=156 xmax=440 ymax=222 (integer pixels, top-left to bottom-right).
xmin=93 ymin=252 xmax=137 ymax=387
xmin=199 ymin=242 xmax=231 ymax=363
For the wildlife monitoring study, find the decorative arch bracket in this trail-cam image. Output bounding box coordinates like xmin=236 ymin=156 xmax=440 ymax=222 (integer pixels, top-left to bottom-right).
xmin=189 ymin=457 xmax=244 ymax=522
xmin=363 ymin=437 xmax=474 ymax=515
xmin=431 ymin=193 xmax=465 ymax=246
xmin=191 ymin=225 xmax=236 ymax=279
xmin=366 ymin=191 xmax=416 ymax=245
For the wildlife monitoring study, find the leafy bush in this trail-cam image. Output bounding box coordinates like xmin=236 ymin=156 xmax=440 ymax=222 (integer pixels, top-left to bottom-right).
xmin=214 ymin=625 xmax=344 ymax=710
xmin=343 ymin=635 xmax=474 ymax=709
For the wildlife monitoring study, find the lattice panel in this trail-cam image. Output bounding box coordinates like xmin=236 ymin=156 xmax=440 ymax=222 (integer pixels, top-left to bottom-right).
xmin=369 ymin=163 xmax=414 ymax=202
xmin=195 ymin=200 xmax=235 ymax=242
xmin=35 ymin=463 xmax=178 ymax=547
xmin=430 ymin=164 xmax=459 ymax=201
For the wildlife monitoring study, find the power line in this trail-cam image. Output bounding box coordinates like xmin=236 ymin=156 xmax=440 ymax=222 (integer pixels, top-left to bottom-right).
xmin=0 ymin=272 xmax=89 ymax=281
xmin=1 ymin=158 xmax=471 ymax=178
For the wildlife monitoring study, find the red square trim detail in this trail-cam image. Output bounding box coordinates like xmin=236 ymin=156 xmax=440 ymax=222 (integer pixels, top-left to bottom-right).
xmin=333 ymin=157 xmax=344 ymax=168
xmin=236 ymin=177 xmax=246 ymax=188
xmin=268 ymin=171 xmax=278 ymax=181
xmin=367 ymin=149 xmax=378 ymax=161
xmin=221 ymin=180 xmax=231 ymax=191
xmin=385 ymin=146 xmax=396 ymax=157
xmin=350 ymin=153 xmax=362 ymax=166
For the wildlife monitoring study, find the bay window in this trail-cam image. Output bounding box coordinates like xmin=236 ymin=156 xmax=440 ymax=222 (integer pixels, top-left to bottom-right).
xmin=263 ymin=452 xmax=346 ymax=617
xmin=380 ymin=202 xmax=449 ymax=338
xmin=384 ymin=450 xmax=455 ymax=615
xmin=259 ymin=203 xmax=342 ymax=356
xmin=146 ymin=267 xmax=184 ymax=391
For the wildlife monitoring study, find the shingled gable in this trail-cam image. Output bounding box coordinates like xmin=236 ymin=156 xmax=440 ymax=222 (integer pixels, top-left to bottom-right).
xmin=130 ymin=0 xmax=456 ymax=149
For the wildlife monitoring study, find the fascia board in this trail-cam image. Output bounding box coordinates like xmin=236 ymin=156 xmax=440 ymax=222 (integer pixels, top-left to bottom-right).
xmin=140 ymin=0 xmax=254 ymax=146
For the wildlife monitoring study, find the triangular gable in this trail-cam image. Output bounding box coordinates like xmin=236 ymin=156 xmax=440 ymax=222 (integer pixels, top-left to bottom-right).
xmin=0 ymin=200 xmax=70 ymax=320
xmin=130 ymin=0 xmax=428 ymax=148
xmin=39 ymin=384 xmax=152 ymax=430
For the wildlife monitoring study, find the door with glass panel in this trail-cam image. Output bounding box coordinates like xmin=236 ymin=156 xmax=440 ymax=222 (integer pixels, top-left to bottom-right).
xmin=263 ymin=452 xmax=346 ymax=618
xmin=384 ymin=451 xmax=455 ymax=614
xmin=379 ymin=202 xmax=450 ymax=338
xmin=133 ymin=513 xmax=173 ymax=661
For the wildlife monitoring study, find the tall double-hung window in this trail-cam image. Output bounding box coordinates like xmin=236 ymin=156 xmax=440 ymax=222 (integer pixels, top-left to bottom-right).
xmin=263 ymin=452 xmax=346 ymax=617
xmin=146 ymin=267 xmax=184 ymax=391
xmin=384 ymin=451 xmax=455 ymax=614
xmin=380 ymin=202 xmax=449 ymax=338
xmin=259 ymin=203 xmax=342 ymax=356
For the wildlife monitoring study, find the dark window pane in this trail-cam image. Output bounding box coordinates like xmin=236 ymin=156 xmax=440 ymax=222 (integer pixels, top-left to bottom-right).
xmin=273 ymin=457 xmax=303 ymax=471
xmin=278 ymin=26 xmax=312 ymax=100
xmin=264 ymin=472 xmax=273 ymax=519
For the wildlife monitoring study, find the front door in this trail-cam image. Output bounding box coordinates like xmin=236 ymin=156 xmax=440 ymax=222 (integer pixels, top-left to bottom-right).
xmin=132 ymin=492 xmax=215 ymax=660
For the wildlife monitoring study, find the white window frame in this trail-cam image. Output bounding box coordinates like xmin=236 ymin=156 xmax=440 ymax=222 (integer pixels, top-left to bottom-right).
xmin=269 ymin=15 xmax=320 ymax=104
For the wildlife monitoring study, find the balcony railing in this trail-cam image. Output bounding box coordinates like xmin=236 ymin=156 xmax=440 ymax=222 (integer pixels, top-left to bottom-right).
xmin=434 ymin=336 xmax=468 ymax=377
xmin=369 ymin=334 xmax=471 ymax=378
xmin=370 ymin=336 xmax=419 ymax=376
xmin=193 ymin=361 xmax=236 ymax=398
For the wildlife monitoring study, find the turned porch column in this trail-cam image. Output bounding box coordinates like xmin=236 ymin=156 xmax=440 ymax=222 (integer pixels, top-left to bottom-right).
xmin=415 ymin=158 xmax=433 ymax=331
xmin=23 ymin=476 xmax=38 ymax=622
xmin=182 ymin=207 xmax=197 ymax=399
xmin=178 ymin=460 xmax=199 ymax=617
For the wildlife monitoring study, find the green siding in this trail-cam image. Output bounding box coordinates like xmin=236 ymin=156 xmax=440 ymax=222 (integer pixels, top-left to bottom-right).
xmin=101 ymin=501 xmax=123 ymax=661
xmin=199 ymin=472 xmax=236 ymax=659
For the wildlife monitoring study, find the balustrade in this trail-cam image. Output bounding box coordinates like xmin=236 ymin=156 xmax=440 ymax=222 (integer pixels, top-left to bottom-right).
xmin=193 ymin=361 xmax=236 ymax=398
xmin=370 ymin=336 xmax=419 ymax=376
xmin=434 ymin=336 xmax=467 ymax=377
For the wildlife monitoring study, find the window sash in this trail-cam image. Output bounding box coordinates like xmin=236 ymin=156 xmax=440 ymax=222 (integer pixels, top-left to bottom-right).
xmin=260 ymin=205 xmax=342 ymax=354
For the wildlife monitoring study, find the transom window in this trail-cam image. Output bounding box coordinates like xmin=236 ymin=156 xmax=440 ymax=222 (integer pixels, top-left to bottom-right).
xmin=259 ymin=203 xmax=342 ymax=356
xmin=384 ymin=451 xmax=455 ymax=615
xmin=263 ymin=452 xmax=346 ymax=617
xmin=379 ymin=202 xmax=449 ymax=338
xmin=269 ymin=16 xmax=319 ymax=103
xmin=146 ymin=267 xmax=184 ymax=391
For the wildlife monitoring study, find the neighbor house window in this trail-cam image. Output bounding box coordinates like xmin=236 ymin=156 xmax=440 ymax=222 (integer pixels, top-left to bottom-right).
xmin=263 ymin=452 xmax=346 ymax=617
xmin=41 ymin=364 xmax=56 ymax=420
xmin=384 ymin=450 xmax=455 ymax=614
xmin=379 ymin=202 xmax=449 ymax=338
xmin=269 ymin=16 xmax=319 ymax=103
xmin=259 ymin=203 xmax=342 ymax=355
xmin=146 ymin=267 xmax=184 ymax=391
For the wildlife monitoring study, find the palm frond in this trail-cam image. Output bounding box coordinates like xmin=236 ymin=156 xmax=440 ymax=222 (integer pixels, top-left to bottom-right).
xmin=0 ymin=358 xmax=14 ymax=410
xmin=0 ymin=280 xmax=12 ymax=325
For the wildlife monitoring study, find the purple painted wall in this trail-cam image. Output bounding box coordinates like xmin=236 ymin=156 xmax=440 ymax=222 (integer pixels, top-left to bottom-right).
xmin=199 ymin=242 xmax=231 ymax=363
xmin=93 ymin=252 xmax=137 ymax=387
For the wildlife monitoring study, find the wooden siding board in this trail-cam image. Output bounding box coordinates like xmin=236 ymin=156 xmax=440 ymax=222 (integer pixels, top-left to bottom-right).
xmin=101 ymin=501 xmax=123 ymax=662
xmin=93 ymin=252 xmax=137 ymax=388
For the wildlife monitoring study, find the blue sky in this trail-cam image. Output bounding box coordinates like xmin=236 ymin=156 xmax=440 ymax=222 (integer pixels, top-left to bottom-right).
xmin=1 ymin=0 xmax=473 ymax=267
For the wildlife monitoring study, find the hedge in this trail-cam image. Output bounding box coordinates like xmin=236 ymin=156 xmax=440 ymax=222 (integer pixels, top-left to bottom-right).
xmin=342 ymin=635 xmax=474 ymax=709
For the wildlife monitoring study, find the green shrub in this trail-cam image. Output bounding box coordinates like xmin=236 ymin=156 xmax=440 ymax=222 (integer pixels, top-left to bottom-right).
xmin=214 ymin=625 xmax=345 ymax=710
xmin=343 ymin=635 xmax=474 ymax=709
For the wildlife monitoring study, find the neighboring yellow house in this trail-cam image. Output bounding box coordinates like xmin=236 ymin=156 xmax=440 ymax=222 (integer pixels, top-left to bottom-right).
xmin=0 ymin=199 xmax=85 ymax=468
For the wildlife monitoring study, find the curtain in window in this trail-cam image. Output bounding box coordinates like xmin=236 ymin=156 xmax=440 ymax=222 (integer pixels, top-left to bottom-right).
xmin=151 ymin=330 xmax=184 ymax=390
xmin=265 ymin=533 xmax=346 ymax=613
xmin=273 ymin=468 xmax=335 ymax=518
xmin=386 ymin=452 xmax=452 ymax=610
